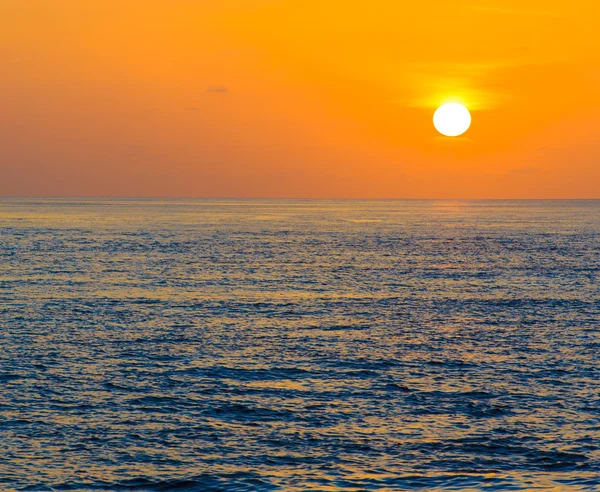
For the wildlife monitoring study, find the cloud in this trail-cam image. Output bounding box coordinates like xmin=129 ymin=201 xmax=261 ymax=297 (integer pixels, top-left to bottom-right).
xmin=207 ymin=85 xmax=228 ymax=93
xmin=389 ymin=61 xmax=508 ymax=111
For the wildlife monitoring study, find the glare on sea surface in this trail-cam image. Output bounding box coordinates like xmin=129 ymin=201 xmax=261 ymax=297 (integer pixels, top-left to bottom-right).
xmin=433 ymin=103 xmax=471 ymax=137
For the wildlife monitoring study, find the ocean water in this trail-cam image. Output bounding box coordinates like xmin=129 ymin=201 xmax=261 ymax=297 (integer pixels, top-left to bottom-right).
xmin=0 ymin=198 xmax=599 ymax=491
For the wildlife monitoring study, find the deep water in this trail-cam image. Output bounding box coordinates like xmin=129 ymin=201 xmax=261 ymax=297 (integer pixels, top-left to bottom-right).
xmin=1 ymin=199 xmax=599 ymax=491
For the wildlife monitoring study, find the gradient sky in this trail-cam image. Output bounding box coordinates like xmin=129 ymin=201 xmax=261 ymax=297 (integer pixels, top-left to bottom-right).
xmin=1 ymin=0 xmax=599 ymax=198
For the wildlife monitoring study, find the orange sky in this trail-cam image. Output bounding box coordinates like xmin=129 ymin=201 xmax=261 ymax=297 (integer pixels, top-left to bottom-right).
xmin=1 ymin=0 xmax=599 ymax=198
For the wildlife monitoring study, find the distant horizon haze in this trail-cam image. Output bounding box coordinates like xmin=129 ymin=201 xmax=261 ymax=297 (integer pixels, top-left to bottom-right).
xmin=1 ymin=196 xmax=600 ymax=201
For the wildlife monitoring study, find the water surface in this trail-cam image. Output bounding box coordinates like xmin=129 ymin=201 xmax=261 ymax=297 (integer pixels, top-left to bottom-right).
xmin=1 ymin=199 xmax=599 ymax=490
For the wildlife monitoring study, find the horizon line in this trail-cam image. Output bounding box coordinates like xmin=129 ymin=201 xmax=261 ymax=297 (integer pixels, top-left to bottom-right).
xmin=1 ymin=195 xmax=600 ymax=201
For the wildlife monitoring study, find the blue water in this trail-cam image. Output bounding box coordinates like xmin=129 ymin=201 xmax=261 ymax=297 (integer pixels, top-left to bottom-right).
xmin=1 ymin=199 xmax=599 ymax=491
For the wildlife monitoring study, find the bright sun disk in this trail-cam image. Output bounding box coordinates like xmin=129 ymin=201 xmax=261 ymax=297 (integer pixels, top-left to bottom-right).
xmin=433 ymin=103 xmax=471 ymax=137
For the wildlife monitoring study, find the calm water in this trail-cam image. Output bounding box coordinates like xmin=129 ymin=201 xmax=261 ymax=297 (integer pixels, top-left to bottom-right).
xmin=1 ymin=199 xmax=599 ymax=491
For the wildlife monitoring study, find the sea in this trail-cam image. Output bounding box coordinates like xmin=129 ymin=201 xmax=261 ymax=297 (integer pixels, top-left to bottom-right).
xmin=1 ymin=198 xmax=599 ymax=491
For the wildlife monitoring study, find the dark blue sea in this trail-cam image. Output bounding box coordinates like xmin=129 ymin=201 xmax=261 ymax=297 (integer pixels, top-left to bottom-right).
xmin=1 ymin=199 xmax=599 ymax=491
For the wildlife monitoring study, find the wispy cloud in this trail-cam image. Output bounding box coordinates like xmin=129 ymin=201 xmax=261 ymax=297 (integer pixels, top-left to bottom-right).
xmin=390 ymin=62 xmax=506 ymax=110
xmin=207 ymin=85 xmax=229 ymax=93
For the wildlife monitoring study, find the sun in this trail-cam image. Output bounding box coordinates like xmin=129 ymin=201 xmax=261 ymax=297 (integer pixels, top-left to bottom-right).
xmin=433 ymin=103 xmax=471 ymax=137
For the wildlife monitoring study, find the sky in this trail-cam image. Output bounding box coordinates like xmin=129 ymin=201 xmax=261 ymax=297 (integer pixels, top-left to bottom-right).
xmin=1 ymin=0 xmax=599 ymax=198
